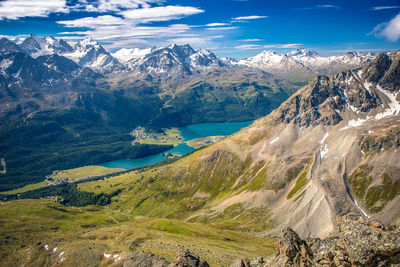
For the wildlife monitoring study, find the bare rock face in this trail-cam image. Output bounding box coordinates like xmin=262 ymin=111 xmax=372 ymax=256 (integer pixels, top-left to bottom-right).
xmin=169 ymin=248 xmax=209 ymax=267
xmin=262 ymin=215 xmax=400 ymax=266
xmin=364 ymin=53 xmax=391 ymax=83
xmin=271 ymin=227 xmax=313 ymax=266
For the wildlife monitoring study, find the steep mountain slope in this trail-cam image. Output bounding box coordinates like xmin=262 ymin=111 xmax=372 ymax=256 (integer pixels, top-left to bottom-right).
xmin=63 ymin=37 xmax=119 ymax=71
xmin=235 ymin=49 xmax=375 ymax=83
xmin=0 ymin=49 xmax=106 ymax=120
xmin=105 ymin=64 xmax=297 ymax=127
xmin=107 ymin=51 xmax=400 ymax=238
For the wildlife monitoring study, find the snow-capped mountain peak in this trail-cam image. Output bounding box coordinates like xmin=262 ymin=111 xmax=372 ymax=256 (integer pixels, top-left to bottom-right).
xmin=62 ymin=37 xmax=119 ymax=71
xmin=167 ymin=43 xmax=196 ymax=58
xmin=128 ymin=43 xmax=223 ymax=76
xmin=287 ymin=48 xmax=319 ymax=57
xmin=19 ymin=34 xmax=73 ymax=58
xmin=75 ymin=37 xmax=101 ymax=50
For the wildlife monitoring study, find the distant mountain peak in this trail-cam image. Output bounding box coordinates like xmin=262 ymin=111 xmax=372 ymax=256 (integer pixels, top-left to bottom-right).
xmin=167 ymin=43 xmax=196 ymax=57
xmin=0 ymin=37 xmax=24 ymax=53
xmin=260 ymin=50 xmax=278 ymax=55
xmin=63 ymin=37 xmax=118 ymax=71
xmin=75 ymin=37 xmax=101 ymax=50
xmin=19 ymin=35 xmax=73 ymax=58
xmin=287 ymin=48 xmax=320 ymax=57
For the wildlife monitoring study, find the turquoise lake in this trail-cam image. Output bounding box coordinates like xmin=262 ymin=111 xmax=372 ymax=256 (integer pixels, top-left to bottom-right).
xmin=100 ymin=120 xmax=253 ymax=169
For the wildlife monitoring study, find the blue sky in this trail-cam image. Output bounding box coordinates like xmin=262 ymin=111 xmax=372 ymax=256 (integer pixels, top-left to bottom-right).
xmin=0 ymin=0 xmax=399 ymax=57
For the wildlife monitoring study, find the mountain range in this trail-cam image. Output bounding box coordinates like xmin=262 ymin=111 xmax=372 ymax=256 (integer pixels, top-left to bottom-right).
xmin=0 ymin=34 xmax=399 ymax=266
xmin=0 ymin=34 xmax=382 ymax=192
xmin=230 ymin=48 xmax=375 ymax=83
xmin=0 ymin=35 xmax=297 ymax=190
xmin=4 ymin=35 xmax=375 ymax=80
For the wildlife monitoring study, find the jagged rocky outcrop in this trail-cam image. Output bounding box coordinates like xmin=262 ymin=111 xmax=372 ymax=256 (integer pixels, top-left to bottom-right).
xmin=263 ymin=215 xmax=400 ymax=266
xmin=122 ymin=249 xmax=209 ymax=267
xmin=169 ymin=249 xmax=209 ymax=267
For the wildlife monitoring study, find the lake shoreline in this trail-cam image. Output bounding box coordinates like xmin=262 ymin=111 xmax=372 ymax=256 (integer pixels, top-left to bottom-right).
xmin=99 ymin=120 xmax=253 ymax=170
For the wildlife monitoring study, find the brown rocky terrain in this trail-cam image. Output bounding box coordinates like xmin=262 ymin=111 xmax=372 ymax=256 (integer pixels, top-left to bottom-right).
xmin=236 ymin=214 xmax=400 ymax=266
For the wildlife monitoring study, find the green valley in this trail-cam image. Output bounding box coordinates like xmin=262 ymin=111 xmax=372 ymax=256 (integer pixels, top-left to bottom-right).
xmin=0 ymin=199 xmax=277 ymax=266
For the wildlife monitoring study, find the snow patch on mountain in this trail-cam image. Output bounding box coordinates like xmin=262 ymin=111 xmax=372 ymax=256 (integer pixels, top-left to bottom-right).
xmin=375 ymin=84 xmax=400 ymax=118
xmin=0 ymin=58 xmax=13 ymax=76
xmin=112 ymin=47 xmax=154 ymax=62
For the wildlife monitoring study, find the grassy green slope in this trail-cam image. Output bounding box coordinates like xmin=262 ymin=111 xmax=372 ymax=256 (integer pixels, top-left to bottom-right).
xmin=0 ymin=199 xmax=277 ymax=266
xmin=76 ymin=134 xmax=312 ymax=234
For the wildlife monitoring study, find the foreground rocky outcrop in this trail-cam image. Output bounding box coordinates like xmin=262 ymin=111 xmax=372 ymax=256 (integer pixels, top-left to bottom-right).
xmin=169 ymin=249 xmax=210 ymax=267
xmin=263 ymin=215 xmax=400 ymax=266
xmin=123 ymin=249 xmax=209 ymax=267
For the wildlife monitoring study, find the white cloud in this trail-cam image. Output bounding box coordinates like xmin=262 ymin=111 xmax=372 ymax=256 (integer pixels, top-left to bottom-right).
xmin=372 ymin=13 xmax=400 ymax=42
xmin=166 ymin=37 xmax=209 ymax=47
xmin=207 ymin=27 xmax=238 ymax=30
xmin=231 ymin=15 xmax=268 ymax=22
xmin=56 ymin=5 xmax=205 ymax=49
xmin=0 ymin=0 xmax=69 ymax=20
xmin=58 ymin=17 xmax=196 ymax=48
xmin=239 ymin=39 xmax=261 ymax=42
xmin=295 ymin=5 xmax=341 ymax=11
xmin=59 ymin=23 xmax=191 ymax=40
xmin=370 ymin=6 xmax=400 ymax=11
xmin=234 ymin=44 xmax=262 ymax=50
xmin=263 ymin=43 xmax=302 ymax=48
xmin=205 ymin=23 xmax=230 ymax=27
xmin=235 ymin=43 xmax=302 ymax=50
xmin=58 ymin=15 xmax=125 ymax=28
xmin=0 ymin=34 xmax=29 ymax=41
xmin=119 ymin=6 xmax=204 ymax=23
xmin=77 ymin=0 xmax=165 ymax=12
